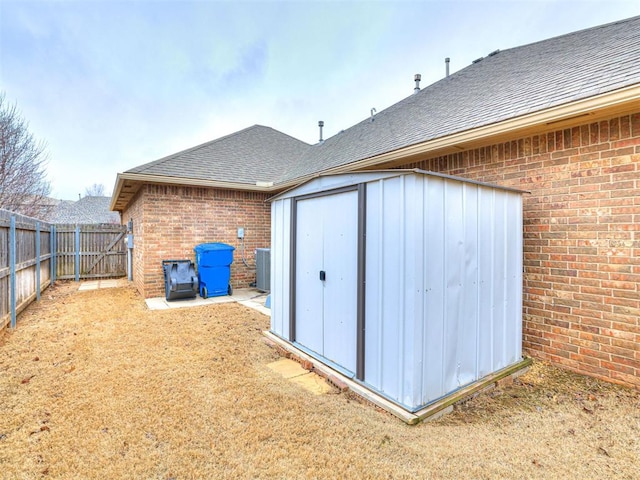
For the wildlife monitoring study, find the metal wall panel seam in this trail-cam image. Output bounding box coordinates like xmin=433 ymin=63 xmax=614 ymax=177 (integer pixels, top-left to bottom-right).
xmin=406 ymin=174 xmax=422 ymax=406
xmin=283 ymin=199 xmax=291 ymax=339
xmin=503 ymin=194 xmax=509 ymax=366
xmin=475 ymin=186 xmax=481 ymax=379
xmin=490 ymin=190 xmax=496 ymax=369
xmin=419 ymin=176 xmax=428 ymax=400
xmin=289 ymin=198 xmax=297 ymax=341
xmin=440 ymin=181 xmax=447 ymax=396
xmin=468 ymin=184 xmax=480 ymax=382
xmin=376 ymin=179 xmax=384 ymax=388
xmin=270 ymin=201 xmax=278 ymax=334
xmin=356 ymin=183 xmax=367 ymax=381
xmin=279 ymin=200 xmax=287 ymax=337
xmin=463 ymin=183 xmax=470 ymax=381
xmin=320 ymin=198 xmax=325 ymax=356
xmin=398 ymin=174 xmax=406 ymax=402
xmin=276 ymin=201 xmax=283 ymax=336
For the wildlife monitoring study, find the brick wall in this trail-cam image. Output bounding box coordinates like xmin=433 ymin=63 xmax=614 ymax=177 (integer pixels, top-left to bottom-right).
xmin=396 ymin=111 xmax=640 ymax=388
xmin=122 ymin=188 xmax=145 ymax=296
xmin=122 ymin=184 xmax=271 ymax=299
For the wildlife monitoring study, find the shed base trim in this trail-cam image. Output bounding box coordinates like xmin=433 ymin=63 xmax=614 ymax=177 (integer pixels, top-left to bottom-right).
xmin=264 ymin=330 xmax=532 ymax=425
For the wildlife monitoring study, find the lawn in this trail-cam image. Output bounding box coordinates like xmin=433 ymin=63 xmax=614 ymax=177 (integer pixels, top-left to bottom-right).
xmin=0 ymin=282 xmax=638 ymax=479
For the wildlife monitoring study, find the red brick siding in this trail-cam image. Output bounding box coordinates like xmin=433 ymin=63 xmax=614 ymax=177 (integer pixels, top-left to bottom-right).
xmin=396 ymin=112 xmax=640 ymax=388
xmin=122 ymin=185 xmax=271 ymax=299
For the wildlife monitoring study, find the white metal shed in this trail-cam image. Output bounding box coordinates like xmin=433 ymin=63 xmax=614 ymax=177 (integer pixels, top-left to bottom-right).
xmin=270 ymin=170 xmax=526 ymax=413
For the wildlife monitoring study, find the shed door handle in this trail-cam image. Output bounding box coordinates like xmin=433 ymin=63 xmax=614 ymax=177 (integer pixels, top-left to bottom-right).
xmin=319 ymin=270 xmax=326 ymax=281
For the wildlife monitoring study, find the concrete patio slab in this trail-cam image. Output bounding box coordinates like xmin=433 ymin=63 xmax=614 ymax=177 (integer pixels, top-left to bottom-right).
xmin=290 ymin=372 xmax=333 ymax=395
xmin=78 ymin=279 xmax=128 ymax=291
xmin=76 ymin=280 xmax=270 ymax=317
xmin=267 ymin=358 xmax=332 ymax=395
xmin=267 ymin=358 xmax=308 ymax=379
xmin=144 ymin=288 xmax=270 ymax=316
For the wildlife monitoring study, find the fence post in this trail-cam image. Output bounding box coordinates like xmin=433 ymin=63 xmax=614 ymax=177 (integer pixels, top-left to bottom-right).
xmin=51 ymin=225 xmax=57 ymax=282
xmin=36 ymin=221 xmax=41 ymax=301
xmin=75 ymin=224 xmax=80 ymax=282
xmin=10 ymin=215 xmax=16 ymax=328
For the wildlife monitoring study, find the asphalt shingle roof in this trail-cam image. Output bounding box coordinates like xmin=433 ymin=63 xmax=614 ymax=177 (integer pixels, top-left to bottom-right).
xmin=281 ymin=15 xmax=640 ymax=182
xmin=124 ymin=15 xmax=640 ymax=187
xmin=128 ymin=125 xmax=311 ymax=185
xmin=49 ymin=196 xmax=121 ymax=224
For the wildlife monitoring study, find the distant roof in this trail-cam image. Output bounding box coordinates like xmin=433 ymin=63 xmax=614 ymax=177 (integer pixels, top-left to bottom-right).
xmin=113 ymin=15 xmax=640 ymax=210
xmin=49 ymin=196 xmax=121 ymax=224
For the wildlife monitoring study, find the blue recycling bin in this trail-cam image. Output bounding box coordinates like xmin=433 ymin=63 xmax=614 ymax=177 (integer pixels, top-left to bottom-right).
xmin=194 ymin=243 xmax=235 ymax=298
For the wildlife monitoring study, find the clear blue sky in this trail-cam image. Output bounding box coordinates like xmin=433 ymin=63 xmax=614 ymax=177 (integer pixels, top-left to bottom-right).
xmin=1 ymin=0 xmax=639 ymax=200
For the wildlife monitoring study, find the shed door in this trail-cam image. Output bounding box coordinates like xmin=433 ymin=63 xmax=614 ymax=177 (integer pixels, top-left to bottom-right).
xmin=295 ymin=189 xmax=358 ymax=374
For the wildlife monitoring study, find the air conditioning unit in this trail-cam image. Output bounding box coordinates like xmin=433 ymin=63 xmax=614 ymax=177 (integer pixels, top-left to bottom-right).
xmin=255 ymin=248 xmax=270 ymax=292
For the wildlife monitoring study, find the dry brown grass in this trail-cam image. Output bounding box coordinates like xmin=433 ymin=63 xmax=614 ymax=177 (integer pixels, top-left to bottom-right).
xmin=1 ymin=282 xmax=638 ymax=479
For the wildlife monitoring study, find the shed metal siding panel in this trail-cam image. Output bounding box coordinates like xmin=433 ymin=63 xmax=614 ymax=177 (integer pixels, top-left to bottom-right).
xmin=421 ymin=176 xmax=447 ymax=402
xmin=477 ymin=187 xmax=497 ymax=378
xmin=364 ymin=177 xmax=405 ymax=402
xmin=405 ymin=175 xmax=426 ymax=408
xmin=363 ymin=180 xmax=383 ymax=391
xmin=442 ymin=180 xmax=465 ymax=394
xmin=459 ymin=182 xmax=480 ymax=388
xmin=270 ymin=198 xmax=291 ymax=339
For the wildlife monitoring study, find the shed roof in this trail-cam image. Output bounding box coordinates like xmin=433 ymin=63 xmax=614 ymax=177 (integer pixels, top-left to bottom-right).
xmin=112 ymin=15 xmax=640 ymax=211
xmin=270 ymin=169 xmax=529 ymax=202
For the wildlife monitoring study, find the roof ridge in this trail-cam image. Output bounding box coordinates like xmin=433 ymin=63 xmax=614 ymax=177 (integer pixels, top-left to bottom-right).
xmin=259 ymin=125 xmax=312 ymax=147
xmin=126 ymin=125 xmax=263 ymax=173
xmin=127 ymin=124 xmax=309 ymax=174
xmin=496 ymin=14 xmax=640 ymax=55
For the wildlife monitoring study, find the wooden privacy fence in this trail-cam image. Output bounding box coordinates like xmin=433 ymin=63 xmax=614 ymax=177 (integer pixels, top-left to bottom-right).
xmin=0 ymin=210 xmax=53 ymax=330
xmin=54 ymin=224 xmax=127 ymax=280
xmin=0 ymin=209 xmax=126 ymax=330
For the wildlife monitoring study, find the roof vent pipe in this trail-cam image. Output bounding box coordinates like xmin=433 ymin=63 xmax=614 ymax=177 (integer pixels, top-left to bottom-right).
xmin=318 ymin=120 xmax=324 ymax=142
xmin=445 ymin=57 xmax=450 ymax=77
xmin=414 ymin=73 xmax=421 ymax=93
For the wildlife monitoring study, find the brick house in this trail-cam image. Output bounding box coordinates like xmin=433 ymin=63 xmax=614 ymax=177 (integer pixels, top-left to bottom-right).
xmin=111 ymin=16 xmax=640 ymax=388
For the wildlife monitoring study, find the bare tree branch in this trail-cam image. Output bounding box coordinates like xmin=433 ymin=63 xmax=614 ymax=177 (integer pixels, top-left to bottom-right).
xmin=0 ymin=92 xmax=52 ymax=218
xmin=84 ymin=183 xmax=106 ymax=197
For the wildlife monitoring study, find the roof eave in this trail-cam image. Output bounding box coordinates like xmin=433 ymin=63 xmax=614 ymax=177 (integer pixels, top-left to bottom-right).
xmin=110 ymin=172 xmax=276 ymax=212
xmin=320 ymin=83 xmax=640 ymax=175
